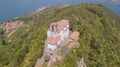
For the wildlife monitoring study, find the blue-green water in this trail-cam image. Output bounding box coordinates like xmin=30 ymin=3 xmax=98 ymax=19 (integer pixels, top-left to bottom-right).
xmin=0 ymin=0 xmax=120 ymax=22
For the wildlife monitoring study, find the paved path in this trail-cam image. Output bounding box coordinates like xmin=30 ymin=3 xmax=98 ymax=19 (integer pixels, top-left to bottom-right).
xmin=34 ymin=56 xmax=44 ymax=67
xmin=47 ymin=59 xmax=51 ymax=67
xmin=7 ymin=29 xmax=17 ymax=38
xmin=78 ymin=57 xmax=87 ymax=67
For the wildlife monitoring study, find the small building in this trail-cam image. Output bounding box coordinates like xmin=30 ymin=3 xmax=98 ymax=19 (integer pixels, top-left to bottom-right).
xmin=70 ymin=31 xmax=80 ymax=41
xmin=4 ymin=21 xmax=24 ymax=33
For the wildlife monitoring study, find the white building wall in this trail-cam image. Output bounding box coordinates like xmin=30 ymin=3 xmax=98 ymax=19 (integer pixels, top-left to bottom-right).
xmin=47 ymin=44 xmax=57 ymax=50
xmin=59 ymin=31 xmax=64 ymax=40
xmin=52 ymin=32 xmax=59 ymax=38
xmin=47 ymin=30 xmax=51 ymax=38
xmin=63 ymin=28 xmax=68 ymax=38
xmin=66 ymin=29 xmax=69 ymax=37
xmin=57 ymin=40 xmax=61 ymax=46
xmin=64 ymin=31 xmax=67 ymax=38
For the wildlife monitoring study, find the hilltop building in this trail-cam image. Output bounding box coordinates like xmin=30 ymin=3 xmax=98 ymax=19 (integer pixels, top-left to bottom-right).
xmin=34 ymin=19 xmax=80 ymax=67
xmin=46 ymin=19 xmax=69 ymax=50
xmin=44 ymin=19 xmax=80 ymax=60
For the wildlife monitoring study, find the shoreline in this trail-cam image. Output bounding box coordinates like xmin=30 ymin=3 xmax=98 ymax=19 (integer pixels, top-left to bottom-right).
xmin=0 ymin=4 xmax=71 ymax=23
xmin=0 ymin=3 xmax=119 ymax=23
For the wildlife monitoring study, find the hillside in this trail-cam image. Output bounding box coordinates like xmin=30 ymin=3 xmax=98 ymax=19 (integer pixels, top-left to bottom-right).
xmin=0 ymin=4 xmax=120 ymax=67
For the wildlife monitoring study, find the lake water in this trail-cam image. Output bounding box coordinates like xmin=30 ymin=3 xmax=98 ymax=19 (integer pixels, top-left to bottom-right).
xmin=0 ymin=0 xmax=120 ymax=22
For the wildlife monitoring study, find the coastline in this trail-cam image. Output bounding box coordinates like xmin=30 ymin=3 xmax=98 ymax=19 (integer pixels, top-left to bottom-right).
xmin=0 ymin=4 xmax=71 ymax=23
xmin=0 ymin=3 xmax=119 ymax=23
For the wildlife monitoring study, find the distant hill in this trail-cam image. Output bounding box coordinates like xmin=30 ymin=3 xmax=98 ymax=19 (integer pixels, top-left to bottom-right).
xmin=0 ymin=4 xmax=120 ymax=67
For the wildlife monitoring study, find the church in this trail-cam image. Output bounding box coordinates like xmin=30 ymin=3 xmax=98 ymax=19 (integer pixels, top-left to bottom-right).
xmin=46 ymin=19 xmax=69 ymax=50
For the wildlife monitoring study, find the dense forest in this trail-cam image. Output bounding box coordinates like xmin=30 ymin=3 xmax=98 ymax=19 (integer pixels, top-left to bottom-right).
xmin=0 ymin=4 xmax=120 ymax=67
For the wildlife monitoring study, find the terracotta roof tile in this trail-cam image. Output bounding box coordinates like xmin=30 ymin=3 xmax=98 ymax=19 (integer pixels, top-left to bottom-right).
xmin=57 ymin=19 xmax=69 ymax=31
xmin=46 ymin=35 xmax=61 ymax=45
xmin=70 ymin=31 xmax=80 ymax=41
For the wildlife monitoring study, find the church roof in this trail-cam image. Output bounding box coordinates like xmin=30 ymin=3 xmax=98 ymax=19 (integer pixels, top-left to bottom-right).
xmin=46 ymin=35 xmax=61 ymax=45
xmin=57 ymin=19 xmax=69 ymax=31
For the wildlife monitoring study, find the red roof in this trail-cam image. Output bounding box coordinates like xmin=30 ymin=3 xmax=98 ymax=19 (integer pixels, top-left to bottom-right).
xmin=57 ymin=19 xmax=69 ymax=31
xmin=46 ymin=35 xmax=61 ymax=45
xmin=70 ymin=31 xmax=80 ymax=41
